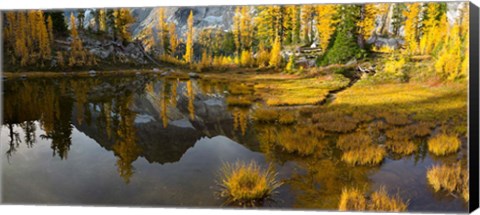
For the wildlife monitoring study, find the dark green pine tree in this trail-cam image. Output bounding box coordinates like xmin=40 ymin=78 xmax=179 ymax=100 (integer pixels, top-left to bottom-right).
xmin=44 ymin=11 xmax=68 ymax=36
xmin=320 ymin=4 xmax=363 ymax=65
xmin=391 ymin=3 xmax=406 ymax=37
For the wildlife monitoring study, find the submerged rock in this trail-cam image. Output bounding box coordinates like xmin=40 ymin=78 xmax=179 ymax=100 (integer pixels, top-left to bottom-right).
xmin=189 ymin=72 xmax=200 ymax=79
xmin=89 ymin=70 xmax=96 ymax=76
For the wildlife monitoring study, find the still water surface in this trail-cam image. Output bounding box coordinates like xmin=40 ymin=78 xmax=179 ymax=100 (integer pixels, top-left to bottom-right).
xmin=1 ymin=75 xmax=467 ymax=211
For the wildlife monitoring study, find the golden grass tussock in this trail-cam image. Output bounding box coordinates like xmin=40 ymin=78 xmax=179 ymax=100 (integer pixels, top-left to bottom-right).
xmin=252 ymin=108 xmax=296 ymax=125
xmin=380 ymin=111 xmax=411 ymax=126
xmin=385 ymin=140 xmax=418 ymax=155
xmin=385 ymin=122 xmax=433 ymax=141
xmin=338 ymin=187 xmax=367 ymax=211
xmin=314 ymin=111 xmax=358 ymax=133
xmin=337 ymin=132 xmax=372 ymax=151
xmin=278 ymin=111 xmax=297 ymax=125
xmin=342 ymin=145 xmax=386 ymax=166
xmin=427 ymin=134 xmax=461 ymax=156
xmin=226 ymin=96 xmax=254 ymax=107
xmin=218 ymin=160 xmax=282 ymax=206
xmin=339 ymin=186 xmax=408 ymax=212
xmin=426 ymin=163 xmax=469 ymax=202
xmin=368 ymin=186 xmax=408 ymax=212
xmin=252 ymin=108 xmax=278 ymax=123
xmin=277 ymin=126 xmax=326 ymax=156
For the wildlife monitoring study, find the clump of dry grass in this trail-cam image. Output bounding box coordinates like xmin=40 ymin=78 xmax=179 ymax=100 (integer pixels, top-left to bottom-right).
xmin=252 ymin=108 xmax=278 ymax=123
xmin=339 ymin=187 xmax=367 ymax=211
xmin=426 ymin=163 xmax=469 ymax=202
xmin=218 ymin=160 xmax=282 ymax=206
xmin=381 ymin=112 xmax=411 ymax=126
xmin=277 ymin=110 xmax=297 ymax=125
xmin=252 ymin=108 xmax=296 ymax=125
xmin=342 ymin=145 xmax=386 ymax=166
xmin=427 ymin=134 xmax=461 ymax=156
xmin=427 ymin=163 xmax=461 ymax=192
xmin=226 ymin=96 xmax=254 ymax=107
xmin=460 ymin=170 xmax=469 ymax=202
xmin=339 ymin=186 xmax=408 ymax=212
xmin=368 ymin=186 xmax=408 ymax=212
xmin=385 ymin=140 xmax=418 ymax=155
xmin=337 ymin=132 xmax=372 ymax=151
xmin=314 ymin=111 xmax=358 ymax=133
xmin=385 ymin=122 xmax=433 ymax=141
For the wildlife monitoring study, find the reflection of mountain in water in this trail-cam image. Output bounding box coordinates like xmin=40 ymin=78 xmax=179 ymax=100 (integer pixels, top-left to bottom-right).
xmin=70 ymin=76 xmax=257 ymax=165
xmin=3 ymin=76 xmax=259 ymax=183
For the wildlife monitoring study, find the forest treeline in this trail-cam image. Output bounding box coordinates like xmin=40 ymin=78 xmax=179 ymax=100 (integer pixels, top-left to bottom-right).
xmin=2 ymin=2 xmax=470 ymax=80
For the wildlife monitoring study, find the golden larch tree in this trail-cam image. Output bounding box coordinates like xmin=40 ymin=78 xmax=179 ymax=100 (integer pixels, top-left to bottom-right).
xmin=68 ymin=13 xmax=86 ymax=67
xmin=300 ymin=5 xmax=315 ymax=44
xmin=316 ymin=4 xmax=337 ymax=53
xmin=168 ymin=22 xmax=178 ymax=56
xmin=184 ymin=10 xmax=194 ymax=63
xmin=157 ymin=8 xmax=167 ymax=55
xmin=269 ymin=36 xmax=282 ymax=68
xmin=403 ymin=3 xmax=421 ymax=54
xmin=47 ymin=15 xmax=54 ymax=44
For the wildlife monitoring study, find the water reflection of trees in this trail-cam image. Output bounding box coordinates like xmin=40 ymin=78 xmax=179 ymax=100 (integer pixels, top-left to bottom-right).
xmin=254 ymin=122 xmax=378 ymax=209
xmin=111 ymin=93 xmax=142 ymax=183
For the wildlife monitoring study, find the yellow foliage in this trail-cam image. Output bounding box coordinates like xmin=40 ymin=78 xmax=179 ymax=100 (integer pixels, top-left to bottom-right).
xmin=269 ymin=37 xmax=282 ymax=68
xmin=316 ymin=5 xmax=337 ymax=52
xmin=357 ymin=4 xmax=378 ymax=41
xmin=256 ymin=44 xmax=270 ymax=68
xmin=435 ymin=24 xmax=465 ymax=81
xmin=168 ymin=22 xmax=178 ymax=55
xmin=402 ymin=3 xmax=421 ymax=54
xmin=184 ymin=10 xmax=194 ymax=63
xmin=372 ymin=45 xmax=395 ymax=53
xmin=240 ymin=50 xmax=253 ymax=67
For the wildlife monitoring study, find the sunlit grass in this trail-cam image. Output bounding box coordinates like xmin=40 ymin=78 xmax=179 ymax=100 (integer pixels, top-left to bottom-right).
xmin=426 ymin=163 xmax=469 ymax=202
xmin=218 ymin=160 xmax=282 ymax=206
xmin=278 ymin=111 xmax=296 ymax=125
xmin=342 ymin=145 xmax=386 ymax=166
xmin=226 ymin=96 xmax=254 ymax=107
xmin=252 ymin=108 xmax=278 ymax=123
xmin=339 ymin=187 xmax=366 ymax=211
xmin=427 ymin=134 xmax=461 ymax=156
xmin=332 ymin=82 xmax=467 ymax=124
xmin=228 ymin=83 xmax=253 ymax=95
xmin=385 ymin=140 xmax=418 ymax=155
xmin=255 ymin=74 xmax=350 ymax=106
xmin=252 ymin=108 xmax=296 ymax=125
xmin=339 ymin=186 xmax=408 ymax=212
xmin=368 ymin=186 xmax=408 ymax=212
